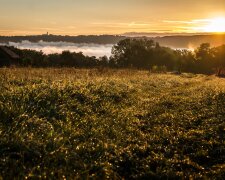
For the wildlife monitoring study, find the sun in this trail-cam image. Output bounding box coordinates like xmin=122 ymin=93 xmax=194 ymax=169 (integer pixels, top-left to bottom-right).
xmin=203 ymin=17 xmax=225 ymax=33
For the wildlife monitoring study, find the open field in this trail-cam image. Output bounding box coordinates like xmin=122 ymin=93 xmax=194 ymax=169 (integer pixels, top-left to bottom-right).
xmin=0 ymin=68 xmax=225 ymax=179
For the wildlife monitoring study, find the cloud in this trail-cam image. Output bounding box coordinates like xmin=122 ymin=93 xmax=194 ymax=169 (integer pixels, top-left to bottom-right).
xmin=162 ymin=19 xmax=213 ymax=32
xmin=163 ymin=19 xmax=210 ymax=25
xmin=91 ymin=22 xmax=151 ymax=28
xmin=2 ymin=41 xmax=113 ymax=57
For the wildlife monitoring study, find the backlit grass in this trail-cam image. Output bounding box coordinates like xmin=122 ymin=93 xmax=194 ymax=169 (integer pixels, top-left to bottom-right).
xmin=0 ymin=68 xmax=225 ymax=179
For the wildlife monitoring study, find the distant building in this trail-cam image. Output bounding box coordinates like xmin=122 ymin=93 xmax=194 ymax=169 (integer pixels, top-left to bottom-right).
xmin=0 ymin=46 xmax=20 ymax=67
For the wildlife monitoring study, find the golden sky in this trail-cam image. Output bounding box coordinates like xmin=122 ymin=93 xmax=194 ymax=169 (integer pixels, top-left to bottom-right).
xmin=0 ymin=0 xmax=225 ymax=35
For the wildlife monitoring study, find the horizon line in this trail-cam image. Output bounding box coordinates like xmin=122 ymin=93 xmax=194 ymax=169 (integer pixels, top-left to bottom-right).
xmin=1 ymin=32 xmax=225 ymax=37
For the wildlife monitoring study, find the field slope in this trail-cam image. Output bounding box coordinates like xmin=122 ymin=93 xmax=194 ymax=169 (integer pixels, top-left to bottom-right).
xmin=0 ymin=68 xmax=225 ymax=179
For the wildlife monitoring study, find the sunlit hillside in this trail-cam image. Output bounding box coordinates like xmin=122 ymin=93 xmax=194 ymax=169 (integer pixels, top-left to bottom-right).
xmin=0 ymin=68 xmax=224 ymax=179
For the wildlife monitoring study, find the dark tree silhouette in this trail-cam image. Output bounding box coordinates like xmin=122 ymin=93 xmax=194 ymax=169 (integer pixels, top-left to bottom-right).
xmin=212 ymin=45 xmax=225 ymax=76
xmin=3 ymin=40 xmax=225 ymax=77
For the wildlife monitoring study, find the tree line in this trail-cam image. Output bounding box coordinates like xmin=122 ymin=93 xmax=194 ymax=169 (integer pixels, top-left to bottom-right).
xmin=8 ymin=38 xmax=225 ymax=76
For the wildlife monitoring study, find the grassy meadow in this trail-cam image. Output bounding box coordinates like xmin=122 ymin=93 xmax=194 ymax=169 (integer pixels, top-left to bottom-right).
xmin=0 ymin=68 xmax=225 ymax=179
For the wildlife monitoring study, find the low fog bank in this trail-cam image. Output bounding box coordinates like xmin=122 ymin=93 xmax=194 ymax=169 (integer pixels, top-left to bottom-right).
xmin=1 ymin=41 xmax=114 ymax=57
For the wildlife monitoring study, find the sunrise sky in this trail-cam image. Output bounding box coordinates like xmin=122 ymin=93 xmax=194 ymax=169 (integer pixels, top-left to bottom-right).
xmin=0 ymin=0 xmax=225 ymax=35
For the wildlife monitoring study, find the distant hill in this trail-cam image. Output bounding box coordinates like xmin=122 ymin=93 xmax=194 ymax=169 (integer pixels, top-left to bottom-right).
xmin=0 ymin=34 xmax=225 ymax=49
xmin=0 ymin=35 xmax=126 ymax=45
xmin=152 ymin=34 xmax=225 ymax=49
xmin=122 ymin=32 xmax=210 ymax=37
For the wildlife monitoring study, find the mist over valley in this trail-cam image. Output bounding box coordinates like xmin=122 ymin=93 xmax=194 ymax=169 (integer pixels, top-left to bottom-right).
xmin=0 ymin=40 xmax=113 ymax=57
